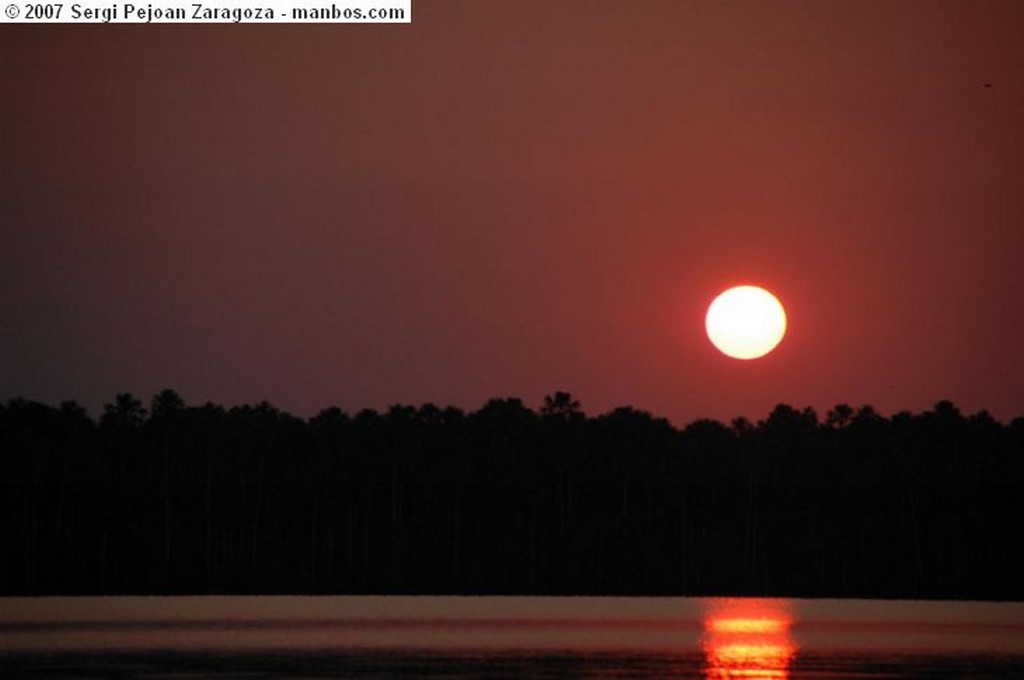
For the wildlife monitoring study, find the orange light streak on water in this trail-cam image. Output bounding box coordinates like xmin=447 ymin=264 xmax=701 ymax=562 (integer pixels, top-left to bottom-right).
xmin=703 ymin=599 xmax=796 ymax=679
xmin=708 ymin=619 xmax=787 ymax=635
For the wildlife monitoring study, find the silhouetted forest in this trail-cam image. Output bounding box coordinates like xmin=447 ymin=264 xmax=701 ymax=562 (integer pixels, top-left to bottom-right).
xmin=1 ymin=391 xmax=1021 ymax=599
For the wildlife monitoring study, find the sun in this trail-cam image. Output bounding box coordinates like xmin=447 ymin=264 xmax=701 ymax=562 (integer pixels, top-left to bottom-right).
xmin=705 ymin=285 xmax=787 ymax=360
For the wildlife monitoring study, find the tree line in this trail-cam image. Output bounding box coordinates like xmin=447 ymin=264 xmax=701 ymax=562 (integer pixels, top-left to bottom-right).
xmin=1 ymin=390 xmax=1020 ymax=599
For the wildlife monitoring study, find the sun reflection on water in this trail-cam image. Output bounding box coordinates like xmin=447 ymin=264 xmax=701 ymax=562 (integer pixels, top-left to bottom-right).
xmin=703 ymin=599 xmax=796 ymax=679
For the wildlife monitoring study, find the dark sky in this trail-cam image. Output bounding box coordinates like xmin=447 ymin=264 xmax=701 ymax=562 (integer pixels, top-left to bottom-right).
xmin=3 ymin=1 xmax=1023 ymax=424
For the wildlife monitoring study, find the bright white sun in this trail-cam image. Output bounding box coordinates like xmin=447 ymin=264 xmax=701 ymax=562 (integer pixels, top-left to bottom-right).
xmin=705 ymin=285 xmax=787 ymax=360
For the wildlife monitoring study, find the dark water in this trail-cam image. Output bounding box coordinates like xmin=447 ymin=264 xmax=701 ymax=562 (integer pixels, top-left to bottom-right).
xmin=1 ymin=596 xmax=1022 ymax=678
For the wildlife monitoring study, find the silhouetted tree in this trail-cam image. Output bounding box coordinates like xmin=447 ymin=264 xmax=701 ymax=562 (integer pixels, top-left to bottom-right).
xmin=826 ymin=403 xmax=855 ymax=429
xmin=100 ymin=393 xmax=146 ymax=430
xmin=540 ymin=391 xmax=583 ymax=422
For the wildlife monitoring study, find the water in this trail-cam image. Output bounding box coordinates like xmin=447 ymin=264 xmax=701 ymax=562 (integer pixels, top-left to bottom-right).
xmin=1 ymin=596 xmax=1022 ymax=678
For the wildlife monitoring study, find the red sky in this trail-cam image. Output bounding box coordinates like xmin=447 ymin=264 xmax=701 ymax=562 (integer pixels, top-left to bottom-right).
xmin=3 ymin=1 xmax=1023 ymax=424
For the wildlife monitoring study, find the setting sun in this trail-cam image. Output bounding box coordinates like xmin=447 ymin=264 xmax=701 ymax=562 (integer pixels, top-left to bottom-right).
xmin=705 ymin=286 xmax=787 ymax=360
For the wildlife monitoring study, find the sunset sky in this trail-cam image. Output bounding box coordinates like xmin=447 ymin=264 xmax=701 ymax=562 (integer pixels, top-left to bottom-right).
xmin=3 ymin=1 xmax=1023 ymax=424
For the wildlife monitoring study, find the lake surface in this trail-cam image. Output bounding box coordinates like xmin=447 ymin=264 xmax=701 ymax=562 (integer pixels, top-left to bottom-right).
xmin=1 ymin=596 xmax=1022 ymax=678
